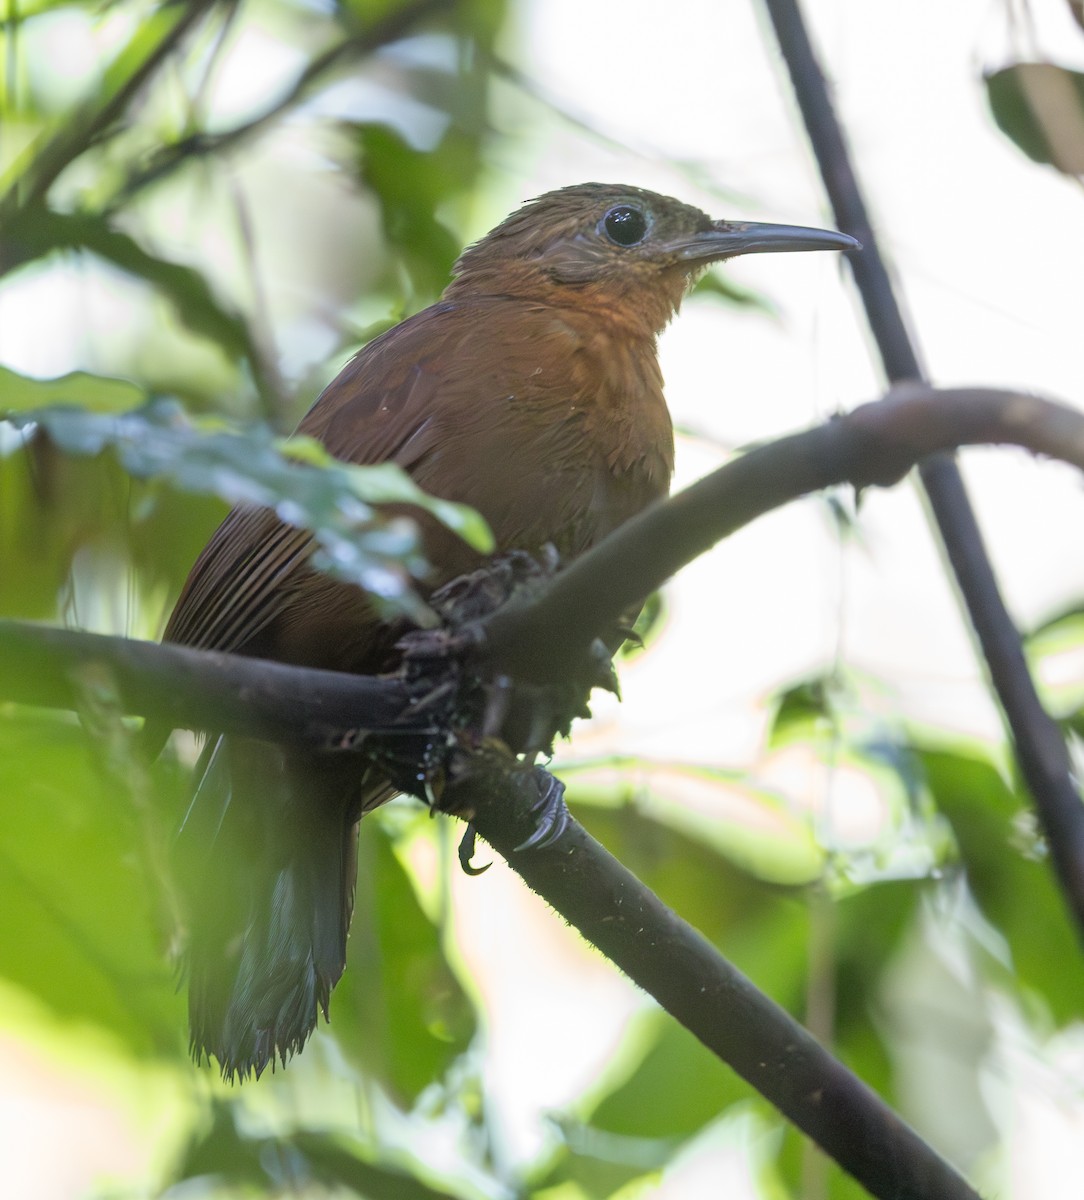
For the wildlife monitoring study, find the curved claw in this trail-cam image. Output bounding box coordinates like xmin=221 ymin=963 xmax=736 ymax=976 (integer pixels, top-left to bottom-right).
xmin=515 ymin=772 xmax=571 ymax=852
xmin=458 ymin=822 xmax=491 ymax=875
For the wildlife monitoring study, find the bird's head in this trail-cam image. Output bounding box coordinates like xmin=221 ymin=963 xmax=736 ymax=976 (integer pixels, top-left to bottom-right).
xmin=445 ymin=182 xmax=858 ymax=335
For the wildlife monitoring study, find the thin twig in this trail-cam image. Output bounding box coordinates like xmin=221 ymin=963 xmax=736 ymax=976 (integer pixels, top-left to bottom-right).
xmin=761 ymin=0 xmax=1084 ymax=942
xmin=0 ymin=3 xmax=214 ymax=216
xmin=108 ymin=0 xmax=456 ymax=212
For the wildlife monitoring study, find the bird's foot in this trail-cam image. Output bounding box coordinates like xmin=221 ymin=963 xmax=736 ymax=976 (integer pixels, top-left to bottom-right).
xmin=514 ymin=767 xmax=571 ymax=851
xmin=446 ymin=756 xmax=571 ymax=876
xmin=457 ymin=822 xmax=490 ymax=875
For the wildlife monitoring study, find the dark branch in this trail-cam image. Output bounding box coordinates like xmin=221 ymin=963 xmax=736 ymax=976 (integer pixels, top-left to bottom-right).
xmin=762 ymin=0 xmax=1084 ymax=945
xmin=479 ymin=384 xmax=1084 ymax=683
xmin=449 ymin=765 xmax=982 ymax=1200
xmin=0 ymin=620 xmax=422 ymax=748
xmin=3 ymin=384 xmax=1081 ymax=741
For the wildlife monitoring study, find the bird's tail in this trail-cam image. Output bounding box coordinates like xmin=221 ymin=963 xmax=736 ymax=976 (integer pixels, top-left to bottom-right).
xmin=177 ymin=736 xmax=361 ymax=1080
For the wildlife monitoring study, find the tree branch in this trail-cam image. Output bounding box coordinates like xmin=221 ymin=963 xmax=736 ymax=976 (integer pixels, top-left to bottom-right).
xmin=4 ymin=383 xmax=1081 ymax=733
xmin=0 ymin=620 xmax=423 ymax=747
xmin=3 ymin=380 xmax=1071 ymax=1199
xmin=762 ymin=0 xmax=1084 ymax=944
xmin=447 ymin=765 xmax=982 ymax=1200
xmin=479 ymin=384 xmax=1084 ymax=683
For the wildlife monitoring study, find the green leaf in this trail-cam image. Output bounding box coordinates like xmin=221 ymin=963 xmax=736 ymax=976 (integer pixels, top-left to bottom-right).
xmin=919 ymin=742 xmax=1084 ymax=1025
xmin=985 ymin=64 xmax=1084 ymax=173
xmin=0 ymin=365 xmax=145 ymax=413
xmin=1025 ymin=608 xmax=1084 ymax=716
xmin=0 ymin=709 xmax=185 ymax=1059
xmin=357 ymin=122 xmax=484 ymax=304
xmin=173 ymin=1100 xmax=459 ymax=1198
xmin=573 ymin=801 xmax=812 ymax=1003
xmin=3 ymin=401 xmax=493 ymax=620
xmin=0 ymin=206 xmax=260 ymax=366
xmin=565 ymin=761 xmax=825 ymax=887
xmin=588 ymin=1013 xmax=750 ymax=1141
xmin=769 ymin=676 xmax=835 ymax=746
xmin=833 ymin=880 xmax=918 ymax=1097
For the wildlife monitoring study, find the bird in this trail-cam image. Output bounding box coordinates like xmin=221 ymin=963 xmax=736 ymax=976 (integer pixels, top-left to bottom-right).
xmin=162 ymin=182 xmax=857 ymax=1080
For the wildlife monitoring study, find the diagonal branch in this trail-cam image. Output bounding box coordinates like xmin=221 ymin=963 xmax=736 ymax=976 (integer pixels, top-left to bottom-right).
xmin=448 ymin=764 xmax=982 ymax=1200
xmin=3 ymin=384 xmax=1081 ymax=739
xmin=479 ymin=384 xmax=1084 ymax=684
xmin=761 ymin=0 xmax=1084 ymax=944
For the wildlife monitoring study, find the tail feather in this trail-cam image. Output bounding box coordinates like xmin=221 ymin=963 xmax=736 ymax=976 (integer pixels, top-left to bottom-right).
xmin=178 ymin=736 xmax=360 ymax=1080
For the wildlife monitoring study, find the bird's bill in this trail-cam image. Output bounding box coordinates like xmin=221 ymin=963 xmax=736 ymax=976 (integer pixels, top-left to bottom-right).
xmin=674 ymin=221 xmax=861 ymax=262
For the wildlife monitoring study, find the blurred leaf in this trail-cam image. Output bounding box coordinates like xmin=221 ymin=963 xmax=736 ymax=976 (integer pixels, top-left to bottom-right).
xmin=1070 ymin=0 xmax=1084 ymax=33
xmin=0 ymin=5 xmax=203 ymax=202
xmin=0 ymin=206 xmax=260 ymax=366
xmin=173 ymin=1100 xmax=459 ymax=1198
xmin=766 ymin=674 xmax=953 ymax=892
xmin=985 ymin=64 xmax=1084 ymax=173
xmin=0 ymin=0 xmax=77 ymax=15
xmin=0 ymin=709 xmax=185 ymax=1058
xmin=3 ymin=401 xmax=493 ymax=620
xmin=536 ymin=1147 xmax=661 ymax=1199
xmin=0 ymin=422 xmax=127 ymax=620
xmin=918 ymin=742 xmax=1084 ymax=1025
xmin=331 ymin=821 xmax=476 ymax=1103
xmin=692 ymin=269 xmax=775 ymax=313
xmin=566 ymin=760 xmax=824 ymax=887
xmin=0 ymin=365 xmax=145 ymax=414
xmin=833 ymin=881 xmax=918 ymax=1094
xmin=0 ymin=407 xmax=226 ymax=630
xmin=357 ymin=122 xmax=482 ymax=302
xmin=588 ymin=1014 xmax=750 ymax=1141
xmin=769 ymin=676 xmax=834 ymax=746
xmin=1026 ymin=608 xmax=1084 ymax=717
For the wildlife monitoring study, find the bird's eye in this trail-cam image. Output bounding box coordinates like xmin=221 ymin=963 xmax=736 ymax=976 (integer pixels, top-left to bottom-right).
xmin=602 ymin=205 xmax=648 ymax=247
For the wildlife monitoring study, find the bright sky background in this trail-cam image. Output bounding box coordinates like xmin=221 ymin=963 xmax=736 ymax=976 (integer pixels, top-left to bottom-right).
xmin=2 ymin=0 xmax=1083 ymax=1196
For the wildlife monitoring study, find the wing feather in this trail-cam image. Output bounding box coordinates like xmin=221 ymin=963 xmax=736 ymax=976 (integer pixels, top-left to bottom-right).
xmin=165 ymin=295 xmax=672 ymax=668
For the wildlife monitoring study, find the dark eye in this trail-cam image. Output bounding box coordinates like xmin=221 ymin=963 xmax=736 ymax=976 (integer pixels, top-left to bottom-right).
xmin=602 ymin=204 xmax=648 ymax=246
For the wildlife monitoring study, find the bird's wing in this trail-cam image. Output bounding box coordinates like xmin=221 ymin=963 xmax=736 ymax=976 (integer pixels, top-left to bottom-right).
xmin=163 ymin=508 xmax=312 ymax=653
xmin=165 ymin=297 xmax=670 ymax=659
xmin=306 ymin=296 xmax=671 ymax=553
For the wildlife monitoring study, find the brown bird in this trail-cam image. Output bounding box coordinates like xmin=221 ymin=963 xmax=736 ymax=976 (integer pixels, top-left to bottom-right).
xmin=164 ymin=182 xmax=857 ymax=1079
